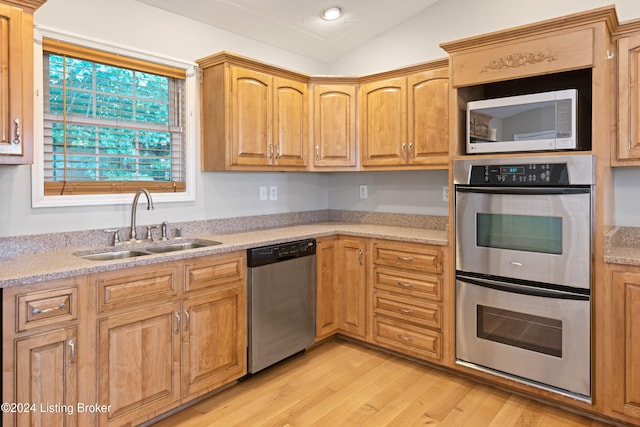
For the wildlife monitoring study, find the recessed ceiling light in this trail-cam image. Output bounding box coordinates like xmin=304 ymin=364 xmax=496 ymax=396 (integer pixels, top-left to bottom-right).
xmin=320 ymin=6 xmax=342 ymax=21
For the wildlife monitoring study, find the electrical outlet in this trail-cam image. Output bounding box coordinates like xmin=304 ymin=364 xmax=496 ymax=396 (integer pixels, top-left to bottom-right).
xmin=269 ymin=185 xmax=278 ymax=201
xmin=359 ymin=184 xmax=368 ymax=199
xmin=259 ymin=186 xmax=267 ymax=201
xmin=442 ymin=186 xmax=449 ymax=202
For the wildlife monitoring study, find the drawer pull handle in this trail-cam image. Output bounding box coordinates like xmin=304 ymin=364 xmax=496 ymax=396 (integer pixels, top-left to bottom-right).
xmin=397 ymin=307 xmax=414 ymax=314
xmin=398 ymin=281 xmax=414 ymax=288
xmin=68 ymin=339 xmax=75 ymax=365
xmin=397 ymin=255 xmax=414 ymax=262
xmin=32 ymin=303 xmax=66 ymax=315
xmin=397 ymin=334 xmax=414 ymax=342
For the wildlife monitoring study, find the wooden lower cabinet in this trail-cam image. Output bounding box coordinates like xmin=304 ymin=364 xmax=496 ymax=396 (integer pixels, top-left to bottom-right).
xmin=315 ymin=236 xmax=340 ymax=339
xmin=608 ymin=268 xmax=640 ymax=424
xmin=93 ymin=252 xmax=247 ymax=426
xmin=2 ymin=278 xmax=80 ymax=427
xmin=370 ymin=239 xmax=444 ymax=363
xmin=97 ymin=301 xmax=181 ymax=425
xmin=337 ymin=236 xmax=368 ymax=340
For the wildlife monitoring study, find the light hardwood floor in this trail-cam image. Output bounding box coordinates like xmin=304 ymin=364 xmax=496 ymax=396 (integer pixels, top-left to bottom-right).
xmin=152 ymin=339 xmax=612 ymax=427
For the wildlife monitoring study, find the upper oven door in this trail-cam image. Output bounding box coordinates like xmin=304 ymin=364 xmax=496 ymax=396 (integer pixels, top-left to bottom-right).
xmin=455 ymin=186 xmax=591 ymax=289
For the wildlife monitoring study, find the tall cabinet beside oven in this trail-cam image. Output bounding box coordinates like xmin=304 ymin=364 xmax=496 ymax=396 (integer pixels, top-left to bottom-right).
xmin=440 ymin=5 xmax=616 ymax=419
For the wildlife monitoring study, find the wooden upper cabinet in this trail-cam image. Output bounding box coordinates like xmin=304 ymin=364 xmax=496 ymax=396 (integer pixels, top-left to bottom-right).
xmin=361 ymin=77 xmax=407 ymax=166
xmin=198 ymin=53 xmax=309 ymax=171
xmin=231 ymin=66 xmax=272 ymax=167
xmin=408 ymin=68 xmax=449 ymax=166
xmin=273 ymin=77 xmax=307 ymax=167
xmin=0 ymin=1 xmax=45 ymax=164
xmin=360 ymin=62 xmax=449 ymax=169
xmin=310 ymin=83 xmax=358 ymax=169
xmin=616 ymin=32 xmax=640 ymax=162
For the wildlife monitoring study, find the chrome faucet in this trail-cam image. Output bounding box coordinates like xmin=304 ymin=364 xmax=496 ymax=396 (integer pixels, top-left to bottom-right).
xmin=130 ymin=188 xmax=154 ymax=241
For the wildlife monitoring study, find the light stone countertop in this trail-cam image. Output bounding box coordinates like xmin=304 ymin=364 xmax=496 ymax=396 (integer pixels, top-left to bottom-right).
xmin=0 ymin=222 xmax=447 ymax=288
xmin=605 ymin=226 xmax=640 ymax=266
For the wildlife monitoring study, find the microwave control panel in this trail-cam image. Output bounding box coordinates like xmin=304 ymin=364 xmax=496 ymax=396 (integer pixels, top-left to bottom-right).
xmin=469 ymin=163 xmax=569 ymax=185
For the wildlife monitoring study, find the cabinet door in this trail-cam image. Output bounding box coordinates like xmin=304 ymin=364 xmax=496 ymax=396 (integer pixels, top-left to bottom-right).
xmin=14 ymin=328 xmax=77 ymax=427
xmin=273 ymin=77 xmax=307 ymax=167
xmin=617 ymin=34 xmax=640 ymax=160
xmin=230 ymin=66 xmax=272 ymax=166
xmin=181 ymin=286 xmax=246 ymax=400
xmin=361 ymin=78 xmax=407 ymax=166
xmin=312 ymin=84 xmax=357 ymax=168
xmin=407 ymin=68 xmax=449 ymax=166
xmin=612 ymin=271 xmax=640 ymax=420
xmin=97 ymin=302 xmax=181 ymax=426
xmin=338 ymin=237 xmax=368 ymax=338
xmin=0 ymin=4 xmax=26 ymax=159
xmin=316 ymin=237 xmax=340 ymax=339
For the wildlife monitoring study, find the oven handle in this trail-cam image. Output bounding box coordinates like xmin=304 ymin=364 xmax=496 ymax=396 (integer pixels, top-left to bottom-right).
xmin=456 ymin=274 xmax=589 ymax=301
xmin=455 ymin=186 xmax=590 ymax=196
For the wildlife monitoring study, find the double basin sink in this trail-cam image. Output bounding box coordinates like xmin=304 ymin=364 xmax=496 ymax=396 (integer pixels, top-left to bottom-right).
xmin=76 ymin=238 xmax=222 ymax=261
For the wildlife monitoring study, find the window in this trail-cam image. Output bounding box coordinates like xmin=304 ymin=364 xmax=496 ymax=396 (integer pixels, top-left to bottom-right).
xmin=32 ymin=30 xmax=196 ymax=207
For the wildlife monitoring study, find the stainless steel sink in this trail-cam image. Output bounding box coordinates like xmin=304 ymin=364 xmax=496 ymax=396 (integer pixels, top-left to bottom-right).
xmin=80 ymin=250 xmax=151 ymax=261
xmin=145 ymin=240 xmax=222 ymax=254
xmin=76 ymin=239 xmax=222 ymax=261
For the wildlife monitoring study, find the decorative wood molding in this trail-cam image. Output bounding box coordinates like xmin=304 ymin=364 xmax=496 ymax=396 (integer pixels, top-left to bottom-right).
xmin=0 ymin=0 xmax=47 ymax=12
xmin=480 ymin=51 xmax=557 ymax=72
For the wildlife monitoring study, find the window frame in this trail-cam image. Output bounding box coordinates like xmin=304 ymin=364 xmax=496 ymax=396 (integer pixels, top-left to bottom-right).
xmin=32 ymin=27 xmax=197 ymax=207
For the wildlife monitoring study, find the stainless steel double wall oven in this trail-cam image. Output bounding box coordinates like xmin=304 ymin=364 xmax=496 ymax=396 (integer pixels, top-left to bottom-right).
xmin=454 ymin=155 xmax=594 ymax=401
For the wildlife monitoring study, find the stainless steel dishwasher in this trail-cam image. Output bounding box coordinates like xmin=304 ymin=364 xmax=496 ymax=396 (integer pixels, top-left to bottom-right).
xmin=247 ymin=238 xmax=316 ymax=374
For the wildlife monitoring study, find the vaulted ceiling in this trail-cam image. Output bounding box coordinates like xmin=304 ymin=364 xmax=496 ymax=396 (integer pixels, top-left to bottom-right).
xmin=134 ymin=0 xmax=441 ymax=63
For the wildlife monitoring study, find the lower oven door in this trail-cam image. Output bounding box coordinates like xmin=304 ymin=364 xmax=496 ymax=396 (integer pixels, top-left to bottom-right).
xmin=456 ymin=275 xmax=591 ymax=400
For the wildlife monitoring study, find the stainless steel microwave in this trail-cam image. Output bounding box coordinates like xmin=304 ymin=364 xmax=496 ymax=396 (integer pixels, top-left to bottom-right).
xmin=466 ymin=89 xmax=577 ymax=154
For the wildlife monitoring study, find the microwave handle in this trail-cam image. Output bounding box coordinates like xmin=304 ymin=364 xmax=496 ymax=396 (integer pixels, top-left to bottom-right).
xmin=455 ymin=186 xmax=590 ymax=196
xmin=456 ymin=273 xmax=589 ymax=301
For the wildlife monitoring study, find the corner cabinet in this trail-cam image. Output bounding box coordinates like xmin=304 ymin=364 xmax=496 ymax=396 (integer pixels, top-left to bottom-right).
xmin=309 ymin=81 xmax=359 ymax=170
xmin=0 ymin=0 xmax=46 ymax=164
xmin=360 ymin=63 xmax=449 ymax=169
xmin=197 ymin=53 xmax=308 ymax=171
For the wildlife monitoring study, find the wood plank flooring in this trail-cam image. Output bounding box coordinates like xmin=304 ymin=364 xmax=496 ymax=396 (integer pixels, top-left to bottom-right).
xmin=151 ymin=340 xmax=612 ymax=427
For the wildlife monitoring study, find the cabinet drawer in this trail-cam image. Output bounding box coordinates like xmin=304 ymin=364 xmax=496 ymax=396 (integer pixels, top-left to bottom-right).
xmin=373 ymin=317 xmax=442 ymax=361
xmin=372 ymin=241 xmax=442 ymax=273
xmin=184 ymin=252 xmax=245 ymax=292
xmin=17 ymin=287 xmax=78 ymax=331
xmin=374 ymin=267 xmax=442 ymax=301
xmin=449 ymin=27 xmax=594 ymax=87
xmin=97 ymin=266 xmax=178 ymax=312
xmin=373 ymin=293 xmax=441 ymax=330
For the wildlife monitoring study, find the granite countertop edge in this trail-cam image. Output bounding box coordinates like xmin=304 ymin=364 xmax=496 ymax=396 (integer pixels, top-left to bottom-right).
xmin=0 ymin=222 xmax=448 ymax=288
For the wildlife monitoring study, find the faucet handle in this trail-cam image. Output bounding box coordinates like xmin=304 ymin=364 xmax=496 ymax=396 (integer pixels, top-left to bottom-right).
xmin=104 ymin=229 xmax=120 ymax=246
xmin=161 ymin=221 xmax=169 ymax=241
xmin=146 ymin=225 xmax=159 ymax=241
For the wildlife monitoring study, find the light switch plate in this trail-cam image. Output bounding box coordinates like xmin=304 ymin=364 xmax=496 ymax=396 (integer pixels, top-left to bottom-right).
xmin=259 ymin=186 xmax=267 ymax=201
xmin=269 ymin=186 xmax=278 ymax=200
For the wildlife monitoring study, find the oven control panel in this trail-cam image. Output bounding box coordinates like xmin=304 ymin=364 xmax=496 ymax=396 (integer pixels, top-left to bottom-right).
xmin=469 ymin=163 xmax=570 ymax=185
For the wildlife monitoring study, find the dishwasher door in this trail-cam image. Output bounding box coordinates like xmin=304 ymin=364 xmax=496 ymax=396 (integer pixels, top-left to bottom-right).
xmin=248 ymin=254 xmax=316 ymax=373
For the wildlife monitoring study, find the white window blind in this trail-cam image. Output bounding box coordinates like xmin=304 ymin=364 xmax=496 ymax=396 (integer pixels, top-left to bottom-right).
xmin=42 ymin=38 xmax=187 ymax=195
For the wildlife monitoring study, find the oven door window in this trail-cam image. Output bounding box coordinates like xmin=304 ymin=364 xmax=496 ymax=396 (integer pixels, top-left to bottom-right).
xmin=477 ymin=305 xmax=562 ymax=357
xmin=476 ymin=213 xmax=562 ymax=254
